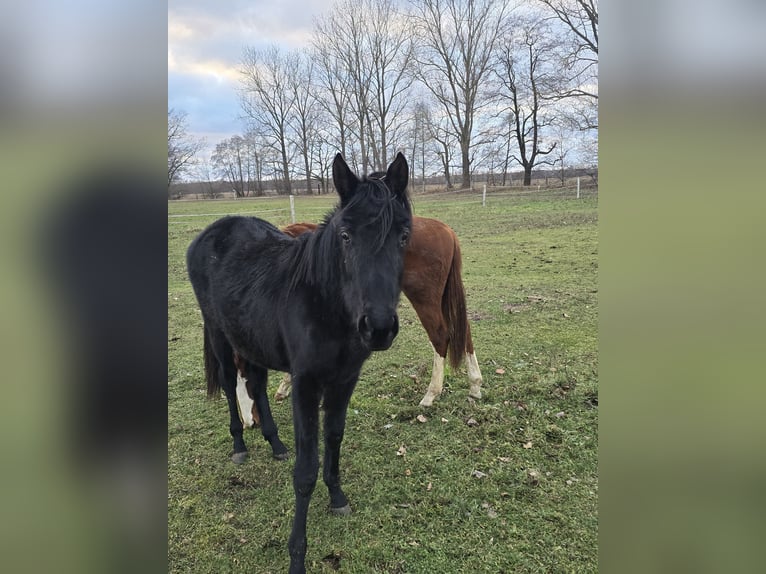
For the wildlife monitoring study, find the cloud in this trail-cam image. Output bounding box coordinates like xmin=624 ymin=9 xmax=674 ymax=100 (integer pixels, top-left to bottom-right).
xmin=168 ymin=52 xmax=240 ymax=85
xmin=168 ymin=0 xmax=324 ymax=148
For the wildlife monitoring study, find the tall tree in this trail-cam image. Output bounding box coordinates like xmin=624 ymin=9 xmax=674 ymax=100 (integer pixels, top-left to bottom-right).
xmin=537 ymin=0 xmax=598 ymax=129
xmin=365 ymin=0 xmax=416 ymax=169
xmin=311 ymin=38 xmax=354 ymax=160
xmin=287 ymin=50 xmax=320 ymax=195
xmin=409 ymin=100 xmax=434 ymax=192
xmin=313 ymin=0 xmax=374 ymax=174
xmin=427 ymin=109 xmax=457 ymax=189
xmin=167 ymin=108 xmax=204 ymax=190
xmin=411 ymin=0 xmax=509 ymax=189
xmin=240 ymin=45 xmax=297 ymax=193
xmin=211 ymin=135 xmax=261 ymax=197
xmin=312 ymin=0 xmax=415 ymax=174
xmin=496 ymin=15 xmax=559 ymax=186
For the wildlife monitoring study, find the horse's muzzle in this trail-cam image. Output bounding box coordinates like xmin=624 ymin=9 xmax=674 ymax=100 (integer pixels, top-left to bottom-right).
xmin=358 ymin=312 xmax=399 ymax=351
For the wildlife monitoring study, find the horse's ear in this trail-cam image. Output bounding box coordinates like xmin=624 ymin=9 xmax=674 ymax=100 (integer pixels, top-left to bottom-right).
xmin=385 ymin=153 xmax=409 ymax=198
xmin=332 ymin=153 xmax=359 ymax=204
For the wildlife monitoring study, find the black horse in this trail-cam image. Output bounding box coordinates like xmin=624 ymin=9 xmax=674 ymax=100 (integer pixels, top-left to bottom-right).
xmin=186 ymin=153 xmax=412 ymax=574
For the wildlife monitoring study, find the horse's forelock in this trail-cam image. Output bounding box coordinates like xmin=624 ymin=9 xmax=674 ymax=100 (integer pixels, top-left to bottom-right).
xmin=345 ymin=176 xmax=407 ymax=253
xmin=290 ymin=178 xmax=407 ymax=293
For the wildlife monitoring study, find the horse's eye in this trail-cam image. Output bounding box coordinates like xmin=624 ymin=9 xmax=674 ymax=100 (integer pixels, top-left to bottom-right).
xmin=340 ymin=230 xmax=351 ymax=243
xmin=400 ymin=230 xmax=410 ymax=247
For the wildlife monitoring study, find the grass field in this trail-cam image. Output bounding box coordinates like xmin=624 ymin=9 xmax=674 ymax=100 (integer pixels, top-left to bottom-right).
xmin=168 ymin=187 xmax=598 ymax=573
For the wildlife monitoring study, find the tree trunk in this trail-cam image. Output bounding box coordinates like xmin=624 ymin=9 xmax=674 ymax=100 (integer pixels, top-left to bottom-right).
xmin=280 ymin=138 xmax=292 ymax=194
xmin=461 ymin=142 xmax=471 ymax=189
xmin=303 ymin=149 xmax=312 ymax=196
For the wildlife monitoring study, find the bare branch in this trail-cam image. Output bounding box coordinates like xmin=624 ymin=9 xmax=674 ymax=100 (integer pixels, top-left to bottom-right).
xmin=168 ymin=108 xmax=205 ymax=189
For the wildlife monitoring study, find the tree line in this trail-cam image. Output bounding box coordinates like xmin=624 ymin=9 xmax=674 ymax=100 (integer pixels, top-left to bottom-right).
xmin=168 ymin=0 xmax=597 ymax=196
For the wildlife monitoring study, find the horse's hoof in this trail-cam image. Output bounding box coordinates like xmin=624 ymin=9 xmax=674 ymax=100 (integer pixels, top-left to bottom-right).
xmin=273 ymin=450 xmax=290 ymax=461
xmin=329 ymin=504 xmax=352 ymax=516
xmin=419 ymin=396 xmax=434 ymax=407
xmin=274 ymin=392 xmax=287 ymax=401
xmin=231 ymin=451 xmax=249 ymax=465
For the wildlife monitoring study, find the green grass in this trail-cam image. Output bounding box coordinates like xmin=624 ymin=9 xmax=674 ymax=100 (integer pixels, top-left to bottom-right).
xmin=168 ymin=188 xmax=598 ymax=573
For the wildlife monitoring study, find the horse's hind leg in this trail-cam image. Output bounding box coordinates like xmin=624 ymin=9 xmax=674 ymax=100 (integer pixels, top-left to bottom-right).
xmin=275 ymin=372 xmax=293 ymax=401
xmin=414 ymin=307 xmax=449 ymax=407
xmin=236 ymin=370 xmax=258 ymax=428
xmin=465 ymin=325 xmax=483 ymax=400
xmin=244 ymin=363 xmax=288 ymax=460
xmin=421 ymin=345 xmax=446 ymax=407
xmin=205 ymin=330 xmax=249 ymax=463
xmin=466 ymin=352 xmax=482 ymax=399
xmin=233 ymin=352 xmax=259 ymax=427
xmin=219 ymin=363 xmax=249 ymax=464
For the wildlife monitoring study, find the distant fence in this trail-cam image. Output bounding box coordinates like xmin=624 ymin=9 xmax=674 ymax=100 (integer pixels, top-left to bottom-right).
xmin=168 ymin=180 xmax=597 ymax=225
xmin=170 ymin=170 xmax=598 ymax=201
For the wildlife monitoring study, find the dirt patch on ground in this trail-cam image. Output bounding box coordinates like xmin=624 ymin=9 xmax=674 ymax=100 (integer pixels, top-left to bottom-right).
xmin=468 ymin=310 xmax=493 ymax=321
xmin=503 ymin=295 xmax=548 ymax=314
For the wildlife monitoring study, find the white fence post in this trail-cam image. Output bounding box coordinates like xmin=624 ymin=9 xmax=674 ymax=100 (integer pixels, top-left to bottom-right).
xmin=482 ymin=184 xmax=487 ymax=207
xmin=577 ymin=177 xmax=580 ymax=199
xmin=289 ymin=195 xmax=295 ymax=223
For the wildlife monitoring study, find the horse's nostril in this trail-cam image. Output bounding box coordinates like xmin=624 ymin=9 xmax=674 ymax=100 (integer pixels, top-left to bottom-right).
xmin=358 ymin=315 xmax=371 ymax=335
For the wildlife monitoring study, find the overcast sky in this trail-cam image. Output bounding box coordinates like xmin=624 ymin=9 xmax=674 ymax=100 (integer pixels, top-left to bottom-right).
xmin=169 ymin=0 xmax=766 ymax=165
xmin=168 ymin=0 xmax=329 ymax=158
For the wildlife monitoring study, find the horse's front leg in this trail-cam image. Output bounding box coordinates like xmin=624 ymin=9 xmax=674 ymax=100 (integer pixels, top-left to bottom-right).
xmin=288 ymin=377 xmax=320 ymax=574
xmin=322 ymin=378 xmax=357 ymax=515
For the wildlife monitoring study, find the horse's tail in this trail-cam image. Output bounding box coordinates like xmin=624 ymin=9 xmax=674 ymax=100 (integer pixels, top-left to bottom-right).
xmin=442 ymin=235 xmax=468 ymax=370
xmin=203 ymin=323 xmax=222 ymax=399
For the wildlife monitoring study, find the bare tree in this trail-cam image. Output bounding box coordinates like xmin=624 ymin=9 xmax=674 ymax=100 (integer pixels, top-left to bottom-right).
xmin=240 ymin=45 xmax=297 ymax=194
xmin=194 ymin=156 xmax=222 ymax=199
xmin=496 ymin=16 xmax=559 ymax=186
xmin=312 ymin=0 xmax=416 ymax=175
xmin=550 ymin=123 xmax=572 ymax=186
xmin=287 ymin=50 xmax=320 ymax=195
xmin=411 ymin=0 xmax=509 ymax=189
xmin=538 ymin=0 xmax=597 ymax=58
xmin=211 ymin=135 xmax=261 ymax=198
xmin=365 ymin=0 xmax=416 ymax=169
xmin=168 ymin=108 xmax=204 ymax=190
xmin=313 ymin=0 xmax=374 ymax=174
xmin=309 ymin=129 xmax=337 ymax=194
xmin=311 ymin=39 xmax=354 ymax=160
xmin=242 ymin=129 xmax=269 ymax=196
xmin=537 ymin=0 xmax=598 ymax=129
xmin=496 ymin=111 xmax=516 ymax=186
xmin=427 ymin=110 xmax=457 ymax=189
xmin=409 ymin=100 xmax=434 ymax=192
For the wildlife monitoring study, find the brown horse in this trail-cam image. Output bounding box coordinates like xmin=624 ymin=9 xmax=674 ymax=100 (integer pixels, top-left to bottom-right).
xmin=235 ymin=216 xmax=482 ymax=423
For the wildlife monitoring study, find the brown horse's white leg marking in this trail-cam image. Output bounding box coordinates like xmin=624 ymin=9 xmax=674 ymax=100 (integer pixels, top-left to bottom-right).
xmin=275 ymin=373 xmax=292 ymax=401
xmin=236 ymin=372 xmax=290 ymax=423
xmin=420 ymin=349 xmax=483 ymax=407
xmin=467 ymin=351 xmax=483 ymax=399
xmin=419 ymin=345 xmax=445 ymax=407
xmin=236 ymin=371 xmax=256 ymax=428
